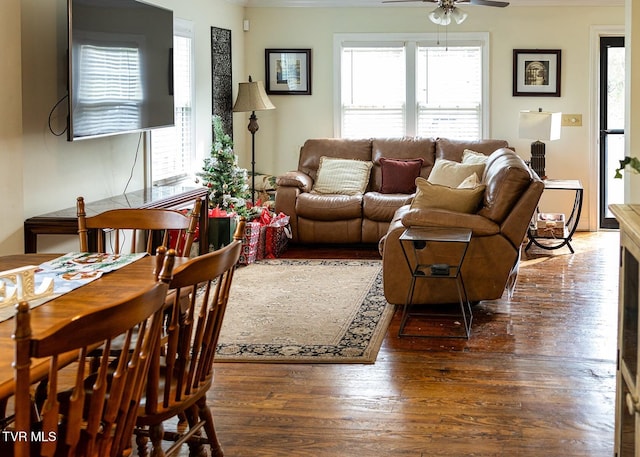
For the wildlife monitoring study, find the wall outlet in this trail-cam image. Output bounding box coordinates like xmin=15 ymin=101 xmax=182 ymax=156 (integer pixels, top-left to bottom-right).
xmin=562 ymin=114 xmax=582 ymax=127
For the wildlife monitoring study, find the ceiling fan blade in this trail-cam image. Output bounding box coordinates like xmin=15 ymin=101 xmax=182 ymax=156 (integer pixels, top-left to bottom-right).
xmin=468 ymin=0 xmax=509 ymax=6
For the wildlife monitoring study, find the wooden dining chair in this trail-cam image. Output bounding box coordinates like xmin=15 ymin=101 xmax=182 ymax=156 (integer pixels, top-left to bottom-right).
xmin=76 ymin=196 xmax=201 ymax=257
xmin=11 ymin=249 xmax=176 ymax=457
xmin=134 ymin=219 xmax=245 ymax=457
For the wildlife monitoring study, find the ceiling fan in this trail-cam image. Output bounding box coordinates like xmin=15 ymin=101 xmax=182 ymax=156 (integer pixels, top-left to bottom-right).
xmin=381 ymin=0 xmax=509 ymax=26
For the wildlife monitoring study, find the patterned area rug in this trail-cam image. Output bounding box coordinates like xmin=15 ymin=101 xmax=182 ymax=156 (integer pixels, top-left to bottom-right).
xmin=215 ymin=259 xmax=393 ymax=364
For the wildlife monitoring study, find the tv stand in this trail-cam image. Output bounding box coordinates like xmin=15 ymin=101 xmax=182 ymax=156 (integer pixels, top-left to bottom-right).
xmin=24 ymin=185 xmax=209 ymax=254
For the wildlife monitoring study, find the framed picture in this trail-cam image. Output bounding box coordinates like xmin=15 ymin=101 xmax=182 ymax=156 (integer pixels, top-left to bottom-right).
xmin=265 ymin=49 xmax=311 ymax=95
xmin=513 ymin=49 xmax=561 ymax=97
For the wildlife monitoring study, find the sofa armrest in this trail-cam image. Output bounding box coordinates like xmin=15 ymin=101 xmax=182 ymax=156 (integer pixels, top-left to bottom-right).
xmin=276 ymin=171 xmax=313 ymax=193
xmin=400 ymin=208 xmax=500 ymax=237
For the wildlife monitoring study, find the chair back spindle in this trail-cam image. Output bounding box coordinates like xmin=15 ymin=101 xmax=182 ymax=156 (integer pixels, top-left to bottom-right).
xmin=135 ymin=219 xmax=245 ymax=457
xmin=77 ymin=196 xmax=201 ymax=257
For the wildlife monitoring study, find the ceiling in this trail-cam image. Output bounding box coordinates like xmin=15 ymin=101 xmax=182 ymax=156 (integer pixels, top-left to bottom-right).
xmin=232 ymin=0 xmax=623 ymax=7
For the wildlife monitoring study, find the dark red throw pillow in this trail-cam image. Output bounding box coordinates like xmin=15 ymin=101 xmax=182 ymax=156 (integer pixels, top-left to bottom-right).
xmin=379 ymin=157 xmax=424 ymax=194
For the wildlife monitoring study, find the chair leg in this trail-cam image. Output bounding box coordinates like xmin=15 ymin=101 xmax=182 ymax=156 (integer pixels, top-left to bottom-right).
xmin=136 ymin=430 xmax=150 ymax=457
xmin=185 ymin=405 xmax=206 ymax=457
xmin=196 ymin=396 xmax=223 ymax=457
xmin=177 ymin=411 xmax=188 ymax=426
xmin=150 ymin=423 xmax=166 ymax=457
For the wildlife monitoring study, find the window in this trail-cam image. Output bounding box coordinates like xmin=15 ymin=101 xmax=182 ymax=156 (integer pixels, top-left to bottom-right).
xmin=335 ymin=33 xmax=489 ymax=139
xmin=151 ymin=18 xmax=194 ymax=185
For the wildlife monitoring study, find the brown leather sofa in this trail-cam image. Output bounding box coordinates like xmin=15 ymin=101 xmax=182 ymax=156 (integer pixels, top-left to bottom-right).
xmin=275 ymin=137 xmax=510 ymax=244
xmin=379 ymin=147 xmax=544 ymax=305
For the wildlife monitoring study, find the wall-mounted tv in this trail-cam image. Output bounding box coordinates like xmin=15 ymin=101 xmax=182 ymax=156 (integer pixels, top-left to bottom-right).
xmin=67 ymin=0 xmax=174 ymax=141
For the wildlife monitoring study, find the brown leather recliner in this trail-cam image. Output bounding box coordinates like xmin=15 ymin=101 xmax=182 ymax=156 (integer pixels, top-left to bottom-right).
xmin=379 ymin=148 xmax=544 ymax=305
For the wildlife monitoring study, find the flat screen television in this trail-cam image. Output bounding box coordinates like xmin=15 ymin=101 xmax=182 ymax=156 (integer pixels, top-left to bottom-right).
xmin=67 ymin=0 xmax=174 ymax=141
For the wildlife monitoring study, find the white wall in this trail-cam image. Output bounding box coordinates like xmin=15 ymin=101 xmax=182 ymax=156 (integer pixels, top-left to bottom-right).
xmin=242 ymin=5 xmax=624 ymax=230
xmin=0 ymin=0 xmax=24 ymax=255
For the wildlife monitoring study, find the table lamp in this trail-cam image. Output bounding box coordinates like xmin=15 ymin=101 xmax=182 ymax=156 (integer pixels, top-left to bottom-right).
xmin=518 ymin=109 xmax=561 ymax=179
xmin=232 ymin=76 xmax=276 ymax=204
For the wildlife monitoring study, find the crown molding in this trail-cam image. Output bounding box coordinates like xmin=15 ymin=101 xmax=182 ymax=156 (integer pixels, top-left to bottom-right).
xmin=233 ymin=0 xmax=623 ymax=7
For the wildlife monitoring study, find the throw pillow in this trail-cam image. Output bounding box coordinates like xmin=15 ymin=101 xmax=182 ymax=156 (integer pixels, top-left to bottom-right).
xmin=411 ymin=177 xmax=486 ymax=214
xmin=462 ymin=149 xmax=489 ymax=165
xmin=379 ymin=157 xmax=424 ymax=194
xmin=312 ymin=156 xmax=373 ymax=195
xmin=427 ymin=158 xmax=486 ymax=188
xmin=457 ymin=172 xmax=481 ymax=189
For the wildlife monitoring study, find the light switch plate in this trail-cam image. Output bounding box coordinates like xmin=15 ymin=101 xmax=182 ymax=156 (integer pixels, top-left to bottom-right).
xmin=562 ymin=114 xmax=582 ymax=127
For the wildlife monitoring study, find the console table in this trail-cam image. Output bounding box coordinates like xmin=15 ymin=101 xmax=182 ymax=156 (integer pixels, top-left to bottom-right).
xmin=24 ymin=185 xmax=209 ymax=254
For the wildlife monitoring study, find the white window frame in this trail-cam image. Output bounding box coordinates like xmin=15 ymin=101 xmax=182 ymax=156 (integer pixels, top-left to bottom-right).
xmin=333 ymin=32 xmax=490 ymax=139
xmin=149 ymin=17 xmax=195 ymax=186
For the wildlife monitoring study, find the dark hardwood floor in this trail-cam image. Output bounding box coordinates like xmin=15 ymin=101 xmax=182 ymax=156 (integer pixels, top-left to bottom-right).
xmin=202 ymin=231 xmax=618 ymax=456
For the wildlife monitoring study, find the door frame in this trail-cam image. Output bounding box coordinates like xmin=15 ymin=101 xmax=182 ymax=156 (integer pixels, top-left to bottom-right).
xmin=590 ymin=25 xmax=625 ymax=231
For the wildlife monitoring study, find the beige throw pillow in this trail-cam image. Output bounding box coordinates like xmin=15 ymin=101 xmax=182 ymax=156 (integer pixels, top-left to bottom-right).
xmin=411 ymin=177 xmax=486 ymax=214
xmin=312 ymin=156 xmax=373 ymax=195
xmin=457 ymin=172 xmax=481 ymax=189
xmin=427 ymin=158 xmax=486 ymax=188
xmin=462 ymin=149 xmax=489 ymax=165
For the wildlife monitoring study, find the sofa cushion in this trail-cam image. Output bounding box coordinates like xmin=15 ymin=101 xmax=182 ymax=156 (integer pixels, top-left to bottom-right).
xmin=379 ymin=157 xmax=424 ymax=194
xmin=370 ymin=137 xmax=435 ymax=191
xmin=312 ymin=157 xmax=373 ymax=195
xmin=411 ymin=177 xmax=486 ymax=214
xmin=299 ymin=138 xmax=372 ymax=180
xmin=427 ymin=158 xmax=486 ymax=188
xmin=436 ymin=138 xmax=510 ymax=161
xmin=363 ymin=192 xmax=413 ymax=222
xmin=296 ymin=192 xmax=363 ymax=221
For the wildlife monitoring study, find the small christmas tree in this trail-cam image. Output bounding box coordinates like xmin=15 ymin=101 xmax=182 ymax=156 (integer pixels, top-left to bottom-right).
xmin=198 ymin=116 xmax=251 ymax=216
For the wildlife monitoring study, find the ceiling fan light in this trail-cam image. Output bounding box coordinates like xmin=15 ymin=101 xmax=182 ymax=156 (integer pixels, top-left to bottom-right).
xmin=428 ymin=6 xmax=451 ymax=25
xmin=451 ymin=7 xmax=468 ymax=24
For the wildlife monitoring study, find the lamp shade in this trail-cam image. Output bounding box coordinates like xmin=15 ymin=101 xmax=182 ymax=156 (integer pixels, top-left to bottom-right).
xmin=450 ymin=7 xmax=468 ymax=24
xmin=428 ymin=7 xmax=451 ymax=26
xmin=232 ymin=80 xmax=276 ymax=113
xmin=519 ymin=110 xmax=562 ymax=141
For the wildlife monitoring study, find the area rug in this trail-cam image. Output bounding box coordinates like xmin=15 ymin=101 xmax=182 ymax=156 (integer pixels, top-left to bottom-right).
xmin=215 ymin=259 xmax=393 ymax=364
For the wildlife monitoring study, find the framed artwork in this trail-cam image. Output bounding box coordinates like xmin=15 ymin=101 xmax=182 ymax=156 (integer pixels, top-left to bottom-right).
xmin=265 ymin=49 xmax=312 ymax=95
xmin=513 ymin=49 xmax=561 ymax=97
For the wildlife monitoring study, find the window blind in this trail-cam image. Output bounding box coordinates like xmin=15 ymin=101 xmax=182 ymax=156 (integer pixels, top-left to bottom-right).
xmin=416 ymin=46 xmax=482 ymax=139
xmin=341 ymin=46 xmax=406 ymax=138
xmin=151 ymin=24 xmax=193 ymax=184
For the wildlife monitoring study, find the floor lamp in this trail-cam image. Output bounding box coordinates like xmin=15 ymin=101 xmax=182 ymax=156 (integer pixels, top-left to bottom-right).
xmin=232 ymin=76 xmax=276 ymax=205
xmin=518 ymin=109 xmax=561 ymax=180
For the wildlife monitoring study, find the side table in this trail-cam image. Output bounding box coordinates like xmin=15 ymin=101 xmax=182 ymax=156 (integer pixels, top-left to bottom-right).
xmin=525 ymin=179 xmax=583 ymax=253
xmin=398 ymin=227 xmax=473 ymax=339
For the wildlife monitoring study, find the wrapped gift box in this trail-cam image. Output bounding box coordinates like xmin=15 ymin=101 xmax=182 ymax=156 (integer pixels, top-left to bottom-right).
xmin=209 ymin=216 xmax=237 ymax=251
xmin=238 ymin=221 xmax=261 ymax=265
xmin=261 ymin=224 xmax=291 ymax=259
xmin=536 ymin=213 xmax=566 ymax=238
xmin=256 ymin=212 xmax=291 ymax=260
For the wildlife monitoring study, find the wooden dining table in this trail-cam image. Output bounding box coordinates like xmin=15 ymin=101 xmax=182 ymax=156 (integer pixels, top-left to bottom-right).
xmin=0 ymin=253 xmax=184 ymax=401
